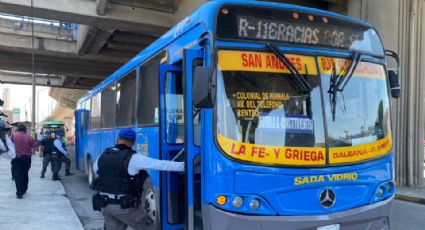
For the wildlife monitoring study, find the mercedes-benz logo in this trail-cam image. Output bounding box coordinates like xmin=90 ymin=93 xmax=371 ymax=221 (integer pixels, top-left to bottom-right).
xmin=319 ymin=189 xmax=336 ymax=208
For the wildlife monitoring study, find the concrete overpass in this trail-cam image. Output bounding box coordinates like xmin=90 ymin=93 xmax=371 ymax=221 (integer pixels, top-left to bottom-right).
xmin=0 ymin=0 xmax=347 ymax=90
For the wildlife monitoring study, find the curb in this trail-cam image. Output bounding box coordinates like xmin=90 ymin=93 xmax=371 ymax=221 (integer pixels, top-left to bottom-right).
xmin=395 ymin=194 xmax=425 ymax=205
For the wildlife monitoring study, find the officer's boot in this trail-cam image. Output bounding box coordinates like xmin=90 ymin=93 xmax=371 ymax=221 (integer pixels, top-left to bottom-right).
xmin=65 ymin=171 xmax=74 ymax=176
xmin=52 ymin=171 xmax=60 ymax=180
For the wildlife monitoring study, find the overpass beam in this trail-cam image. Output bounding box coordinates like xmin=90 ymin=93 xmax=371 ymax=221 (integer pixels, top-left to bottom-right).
xmin=0 ymin=0 xmax=174 ymax=34
xmin=0 ymin=71 xmax=64 ymax=87
xmin=0 ymin=32 xmax=76 ymax=53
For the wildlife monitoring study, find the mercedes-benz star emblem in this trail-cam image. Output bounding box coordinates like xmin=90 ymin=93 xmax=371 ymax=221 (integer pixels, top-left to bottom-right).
xmin=319 ymin=189 xmax=336 ymax=208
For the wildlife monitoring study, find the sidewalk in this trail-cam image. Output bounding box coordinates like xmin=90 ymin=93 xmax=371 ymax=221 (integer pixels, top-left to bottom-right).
xmin=396 ymin=186 xmax=425 ymax=205
xmin=0 ymin=156 xmax=83 ymax=230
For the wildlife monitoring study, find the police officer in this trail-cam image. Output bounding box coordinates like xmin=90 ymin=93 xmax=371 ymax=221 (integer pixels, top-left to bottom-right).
xmin=52 ymin=131 xmax=73 ymax=180
xmin=39 ymin=130 xmax=55 ymax=178
xmin=93 ymin=128 xmax=184 ymax=230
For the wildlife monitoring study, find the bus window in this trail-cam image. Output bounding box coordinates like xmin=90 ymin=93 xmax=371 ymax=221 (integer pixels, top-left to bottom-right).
xmin=138 ymin=55 xmax=162 ymax=126
xmin=165 ymin=72 xmax=184 ymax=144
xmin=90 ymin=93 xmax=101 ymax=130
xmin=192 ymin=58 xmax=203 ymax=147
xmin=101 ymin=84 xmax=117 ymax=129
xmin=80 ymin=101 xmax=85 ymax=110
xmin=116 ymin=70 xmax=137 ymax=127
xmin=84 ymin=98 xmax=91 ymax=110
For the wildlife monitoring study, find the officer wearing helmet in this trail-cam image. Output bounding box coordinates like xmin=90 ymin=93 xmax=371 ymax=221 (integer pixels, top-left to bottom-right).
xmin=93 ymin=128 xmax=184 ymax=230
xmin=52 ymin=131 xmax=74 ymax=180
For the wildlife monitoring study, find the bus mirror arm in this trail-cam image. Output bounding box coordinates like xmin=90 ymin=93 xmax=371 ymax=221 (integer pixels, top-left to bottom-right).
xmin=192 ymin=66 xmax=215 ymax=108
xmin=385 ymin=50 xmax=401 ymax=99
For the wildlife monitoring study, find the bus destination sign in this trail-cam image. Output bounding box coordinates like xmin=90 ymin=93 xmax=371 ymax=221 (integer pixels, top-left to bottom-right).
xmin=236 ymin=15 xmax=364 ymax=49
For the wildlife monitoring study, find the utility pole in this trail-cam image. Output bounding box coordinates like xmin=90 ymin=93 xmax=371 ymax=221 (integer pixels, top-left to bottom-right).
xmin=31 ymin=0 xmax=36 ymax=134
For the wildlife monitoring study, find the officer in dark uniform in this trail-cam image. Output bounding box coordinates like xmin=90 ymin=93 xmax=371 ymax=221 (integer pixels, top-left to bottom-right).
xmin=39 ymin=130 xmax=55 ymax=178
xmin=93 ymin=128 xmax=183 ymax=230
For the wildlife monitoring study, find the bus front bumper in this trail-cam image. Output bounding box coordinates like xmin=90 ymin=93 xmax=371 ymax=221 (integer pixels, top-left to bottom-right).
xmin=203 ymin=195 xmax=393 ymax=230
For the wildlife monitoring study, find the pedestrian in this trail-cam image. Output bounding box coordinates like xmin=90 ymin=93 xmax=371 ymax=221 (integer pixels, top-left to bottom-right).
xmin=39 ymin=130 xmax=55 ymax=178
xmin=0 ymin=130 xmax=15 ymax=160
xmin=5 ymin=126 xmax=15 ymax=180
xmin=0 ymin=122 xmax=15 ymax=160
xmin=92 ymin=128 xmax=184 ymax=230
xmin=37 ymin=131 xmax=43 ymax=142
xmin=11 ymin=124 xmax=36 ymax=199
xmin=52 ymin=131 xmax=73 ymax=180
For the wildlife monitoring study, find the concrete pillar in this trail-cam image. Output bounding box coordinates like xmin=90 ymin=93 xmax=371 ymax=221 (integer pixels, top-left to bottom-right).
xmin=348 ymin=0 xmax=425 ymax=187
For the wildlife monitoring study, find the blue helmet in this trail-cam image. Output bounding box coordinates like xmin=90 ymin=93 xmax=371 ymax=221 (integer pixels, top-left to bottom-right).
xmin=56 ymin=131 xmax=64 ymax=136
xmin=118 ymin=128 xmax=136 ymax=141
xmin=45 ymin=130 xmax=51 ymax=135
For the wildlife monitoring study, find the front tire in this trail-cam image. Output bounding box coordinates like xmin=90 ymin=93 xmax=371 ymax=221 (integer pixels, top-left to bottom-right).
xmin=87 ymin=157 xmax=95 ymax=189
xmin=142 ymin=177 xmax=160 ymax=230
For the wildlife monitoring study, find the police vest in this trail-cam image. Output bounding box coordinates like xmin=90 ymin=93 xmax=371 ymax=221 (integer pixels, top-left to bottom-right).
xmin=42 ymin=138 xmax=55 ymax=154
xmin=52 ymin=141 xmax=66 ymax=155
xmin=96 ymin=147 xmax=138 ymax=195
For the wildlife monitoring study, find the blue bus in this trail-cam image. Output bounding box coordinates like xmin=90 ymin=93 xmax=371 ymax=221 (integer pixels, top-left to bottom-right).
xmin=75 ymin=1 xmax=400 ymax=229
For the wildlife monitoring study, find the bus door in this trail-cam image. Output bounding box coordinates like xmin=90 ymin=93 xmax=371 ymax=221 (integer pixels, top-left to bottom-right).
xmin=75 ymin=109 xmax=89 ymax=171
xmin=183 ymin=49 xmax=204 ymax=230
xmin=159 ymin=64 xmax=185 ymax=230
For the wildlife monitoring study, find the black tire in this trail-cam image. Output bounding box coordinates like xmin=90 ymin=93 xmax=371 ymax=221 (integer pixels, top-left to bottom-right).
xmin=142 ymin=177 xmax=160 ymax=230
xmin=87 ymin=157 xmax=96 ymax=189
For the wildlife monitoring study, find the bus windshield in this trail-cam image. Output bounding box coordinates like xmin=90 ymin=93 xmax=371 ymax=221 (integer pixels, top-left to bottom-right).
xmin=216 ymin=50 xmax=327 ymax=166
xmin=215 ymin=50 xmax=392 ymax=166
xmin=319 ymin=57 xmax=392 ymax=164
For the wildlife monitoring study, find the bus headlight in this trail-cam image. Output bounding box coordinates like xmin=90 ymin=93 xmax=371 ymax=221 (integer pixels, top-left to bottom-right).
xmin=249 ymin=199 xmax=260 ymax=210
xmin=232 ymin=196 xmax=243 ymax=208
xmin=385 ymin=182 xmax=393 ymax=191
xmin=372 ymin=181 xmax=395 ymax=203
xmin=212 ymin=193 xmax=276 ymax=215
xmin=376 ymin=187 xmax=384 ymax=197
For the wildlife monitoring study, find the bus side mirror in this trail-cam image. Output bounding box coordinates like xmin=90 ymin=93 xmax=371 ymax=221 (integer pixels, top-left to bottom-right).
xmin=388 ymin=70 xmax=400 ymax=98
xmin=385 ymin=50 xmax=401 ymax=99
xmin=192 ymin=66 xmax=215 ymax=108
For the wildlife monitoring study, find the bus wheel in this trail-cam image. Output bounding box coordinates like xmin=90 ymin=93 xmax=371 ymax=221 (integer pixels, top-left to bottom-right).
xmin=142 ymin=177 xmax=159 ymax=230
xmin=87 ymin=157 xmax=95 ymax=189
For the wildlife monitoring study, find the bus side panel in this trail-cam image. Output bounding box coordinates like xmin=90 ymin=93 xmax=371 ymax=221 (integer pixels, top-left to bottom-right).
xmin=87 ymin=131 xmax=101 ymax=163
xmin=75 ymin=110 xmax=82 ymax=170
xmin=100 ymin=129 xmax=117 ymax=155
xmin=135 ymin=126 xmax=160 ymax=186
xmin=75 ymin=109 xmax=89 ymax=171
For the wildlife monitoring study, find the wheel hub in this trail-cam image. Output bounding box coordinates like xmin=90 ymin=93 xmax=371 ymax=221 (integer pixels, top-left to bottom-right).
xmin=144 ymin=189 xmax=156 ymax=223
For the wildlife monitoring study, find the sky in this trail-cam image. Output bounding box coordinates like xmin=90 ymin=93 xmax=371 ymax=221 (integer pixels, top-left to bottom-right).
xmin=0 ymin=84 xmax=57 ymax=124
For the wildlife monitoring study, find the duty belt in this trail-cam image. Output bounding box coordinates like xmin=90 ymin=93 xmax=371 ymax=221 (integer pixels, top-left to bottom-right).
xmin=99 ymin=192 xmax=126 ymax=199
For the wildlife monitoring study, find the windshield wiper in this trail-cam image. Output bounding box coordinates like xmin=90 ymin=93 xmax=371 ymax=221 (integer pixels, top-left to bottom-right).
xmin=328 ymin=52 xmax=362 ymax=121
xmin=266 ymin=43 xmax=312 ymax=93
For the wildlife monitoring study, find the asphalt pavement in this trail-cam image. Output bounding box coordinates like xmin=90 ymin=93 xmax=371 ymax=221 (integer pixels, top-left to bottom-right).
xmin=391 ymin=200 xmax=425 ymax=230
xmin=63 ymin=171 xmax=425 ymax=230
xmin=61 ymin=147 xmax=104 ymax=230
xmin=60 ymin=170 xmax=104 ymax=230
xmin=61 ymin=148 xmax=425 ymax=230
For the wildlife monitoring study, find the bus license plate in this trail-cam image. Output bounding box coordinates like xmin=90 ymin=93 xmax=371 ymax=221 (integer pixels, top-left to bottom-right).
xmin=317 ymin=224 xmax=340 ymax=230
